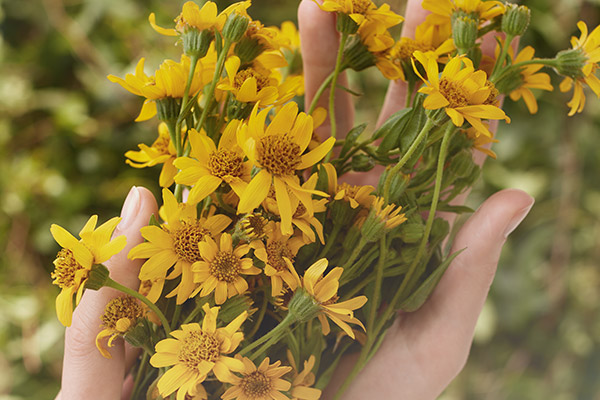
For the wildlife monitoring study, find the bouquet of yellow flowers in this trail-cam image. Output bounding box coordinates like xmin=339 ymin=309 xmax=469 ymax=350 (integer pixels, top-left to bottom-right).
xmin=49 ymin=0 xmax=600 ymax=399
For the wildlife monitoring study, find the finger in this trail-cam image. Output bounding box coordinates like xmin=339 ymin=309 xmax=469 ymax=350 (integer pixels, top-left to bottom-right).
xmin=60 ymin=186 xmax=158 ymax=399
xmin=299 ymin=0 xmax=354 ymax=139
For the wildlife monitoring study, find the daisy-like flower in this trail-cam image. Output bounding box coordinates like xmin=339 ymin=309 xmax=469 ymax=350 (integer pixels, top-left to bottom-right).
xmin=296 ymin=259 xmax=367 ymax=339
xmin=252 ymin=222 xmax=306 ymax=297
xmin=107 ymin=55 xmax=209 ymax=121
xmin=321 ymin=163 xmax=374 ymax=209
xmin=237 ymin=103 xmax=334 ymax=235
xmin=222 ymin=357 xmax=292 ymax=400
xmin=150 ymin=304 xmax=247 ymax=399
xmin=316 ymin=0 xmax=403 ymax=29
xmin=95 ymin=295 xmax=145 ymax=359
xmin=497 ymin=45 xmax=554 ymax=114
xmin=286 ymin=352 xmax=322 ymax=400
xmin=558 ymin=21 xmax=600 ymax=116
xmin=353 ymin=21 xmax=404 ymax=80
xmin=125 ymin=122 xmax=178 ymax=187
xmin=412 ymin=51 xmax=510 ymax=137
xmin=174 ymin=121 xmax=251 ymax=205
xmin=359 ymin=196 xmax=407 ymax=242
xmin=192 ymin=233 xmax=261 ymax=304
xmin=128 ymin=189 xmax=231 ymax=304
xmin=234 ymin=20 xmax=289 ymax=64
xmin=149 ymin=1 xmax=226 ymax=37
xmin=237 ymin=212 xmax=273 ymax=242
xmin=50 ymin=216 xmax=126 ymax=326
xmin=422 ymin=0 xmax=505 ymax=26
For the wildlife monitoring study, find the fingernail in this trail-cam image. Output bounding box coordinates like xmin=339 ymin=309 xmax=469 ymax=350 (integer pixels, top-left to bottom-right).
xmin=119 ymin=186 xmax=141 ymax=229
xmin=503 ymin=197 xmax=534 ymax=238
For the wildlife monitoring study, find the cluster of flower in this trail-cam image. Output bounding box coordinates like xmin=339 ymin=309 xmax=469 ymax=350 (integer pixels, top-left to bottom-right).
xmin=49 ymin=0 xmax=600 ymax=399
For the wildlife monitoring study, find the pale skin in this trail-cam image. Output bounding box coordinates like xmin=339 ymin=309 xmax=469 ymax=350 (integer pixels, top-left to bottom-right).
xmin=56 ymin=1 xmax=535 ymax=399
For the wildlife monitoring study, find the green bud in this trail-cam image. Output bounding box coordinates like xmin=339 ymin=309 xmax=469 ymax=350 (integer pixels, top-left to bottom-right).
xmin=502 ymin=4 xmax=531 ymax=37
xmin=555 ymin=48 xmax=587 ymax=79
xmin=397 ymin=223 xmax=425 ymax=243
xmin=344 ymin=36 xmax=376 ymax=72
xmin=449 ymin=149 xmax=475 ymax=178
xmin=451 ymin=11 xmax=479 ymax=53
xmin=182 ymin=29 xmax=214 ymax=58
xmin=85 ymin=264 xmax=110 ymax=290
xmin=155 ymin=97 xmax=180 ymax=122
xmin=234 ymin=37 xmax=266 ymax=64
xmin=430 ymin=217 xmax=450 ymax=243
xmin=330 ymin=200 xmax=360 ymax=226
xmin=377 ymin=167 xmax=410 ymax=204
xmin=288 ymin=288 xmax=320 ymax=323
xmin=217 ymin=295 xmax=254 ymax=325
xmin=223 ymin=12 xmax=249 ymax=42
xmin=351 ymin=154 xmax=375 ymax=172
xmin=360 ymin=209 xmax=386 ymax=243
xmin=336 ymin=12 xmax=359 ymax=34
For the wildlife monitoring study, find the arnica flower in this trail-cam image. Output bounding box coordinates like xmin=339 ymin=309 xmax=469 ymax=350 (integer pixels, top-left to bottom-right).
xmin=174 ymin=121 xmax=251 ymax=205
xmin=236 ymin=212 xmax=273 ymax=242
xmin=352 ymin=21 xmax=404 ymax=80
xmin=497 ymin=45 xmax=553 ymax=114
xmin=322 ymin=163 xmax=375 ymax=209
xmin=125 ymin=122 xmax=177 ymax=187
xmin=237 ymin=103 xmax=334 ymax=236
xmin=150 ymin=304 xmax=247 ymax=399
xmin=222 ymin=357 xmax=292 ymax=400
xmin=192 ymin=233 xmax=261 ymax=304
xmin=286 ymin=352 xmax=321 ymax=400
xmin=360 ymin=196 xmax=407 ymax=242
xmin=50 ymin=216 xmax=126 ymax=327
xmin=412 ymin=51 xmax=510 ymax=137
xmin=251 ymin=222 xmax=306 ymax=297
xmin=464 ymin=125 xmax=498 ymax=159
xmin=234 ymin=20 xmax=287 ymax=64
xmin=298 ymin=259 xmax=367 ymax=339
xmin=129 ymin=189 xmax=231 ymax=304
xmin=558 ymin=21 xmax=600 ymax=116
xmin=107 ymin=55 xmax=208 ymax=122
xmin=149 ymin=1 xmax=226 ymax=37
xmin=95 ymin=295 xmax=145 ymax=359
xmin=422 ymin=0 xmax=505 ymax=27
xmin=316 ymin=0 xmax=403 ymax=29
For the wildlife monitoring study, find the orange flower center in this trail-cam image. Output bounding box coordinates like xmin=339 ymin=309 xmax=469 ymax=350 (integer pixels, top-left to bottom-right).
xmin=234 ymin=68 xmax=270 ymax=91
xmin=179 ymin=329 xmax=220 ymax=368
xmin=396 ymin=38 xmax=434 ymax=60
xmin=439 ymin=78 xmax=469 ymax=108
xmin=208 ymin=150 xmax=244 ymax=178
xmin=173 ymin=222 xmax=211 ymax=263
xmin=256 ymin=135 xmax=302 ymax=176
xmin=293 ymin=202 xmax=307 ymax=218
xmin=209 ymin=251 xmax=242 ymax=283
xmin=153 ymin=131 xmax=171 ymax=155
xmin=241 ymin=214 xmax=269 ymax=240
xmin=352 ymin=0 xmax=374 ymax=15
xmin=484 ymin=80 xmax=500 ymax=105
xmin=266 ymin=240 xmax=294 ymax=272
xmin=101 ymin=295 xmax=144 ymax=331
xmin=51 ymin=248 xmax=86 ymax=289
xmin=241 ymin=371 xmax=272 ymax=398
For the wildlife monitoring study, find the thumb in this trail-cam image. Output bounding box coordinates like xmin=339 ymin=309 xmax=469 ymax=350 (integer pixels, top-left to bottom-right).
xmin=59 ymin=186 xmax=158 ymax=400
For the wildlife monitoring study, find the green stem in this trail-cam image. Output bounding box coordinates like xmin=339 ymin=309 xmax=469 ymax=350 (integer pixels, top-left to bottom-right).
xmin=171 ymin=304 xmax=182 ymax=331
xmin=178 ymin=54 xmax=199 ymax=122
xmin=308 ymin=72 xmax=335 ymax=115
xmin=106 ymin=278 xmax=171 ymax=336
xmin=130 ymin=352 xmax=149 ymax=400
xmin=405 ymin=78 xmax=416 ymax=108
xmin=490 ymin=34 xmax=514 ymax=81
xmin=239 ymin=313 xmax=294 ymax=357
xmin=174 ymin=184 xmax=184 ymax=202
xmin=367 ymin=235 xmax=387 ymax=333
xmin=196 ymin=40 xmax=232 ymax=132
xmin=182 ymin=301 xmax=204 ymax=325
xmin=491 ymin=58 xmax=558 ymax=84
xmin=247 ymin=291 xmax=268 ymax=339
xmin=325 ymin=32 xmax=349 ymax=163
xmin=341 ymin=237 xmax=368 ymax=270
xmin=383 ymin=118 xmax=435 ymax=203
xmin=317 ymin=223 xmax=342 ymax=259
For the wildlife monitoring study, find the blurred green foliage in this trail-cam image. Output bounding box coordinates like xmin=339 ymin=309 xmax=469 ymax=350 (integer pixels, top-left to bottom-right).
xmin=0 ymin=0 xmax=599 ymax=398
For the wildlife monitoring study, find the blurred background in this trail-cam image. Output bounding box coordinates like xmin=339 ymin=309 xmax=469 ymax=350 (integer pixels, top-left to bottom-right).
xmin=1 ymin=0 xmax=599 ymax=398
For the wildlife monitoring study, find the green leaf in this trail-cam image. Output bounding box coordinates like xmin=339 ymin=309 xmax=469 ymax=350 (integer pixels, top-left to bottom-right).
xmin=373 ymin=108 xmax=412 ymax=141
xmin=336 ymin=84 xmax=363 ymax=96
xmin=148 ymin=214 xmax=161 ymax=228
xmin=339 ymin=123 xmax=367 ymax=158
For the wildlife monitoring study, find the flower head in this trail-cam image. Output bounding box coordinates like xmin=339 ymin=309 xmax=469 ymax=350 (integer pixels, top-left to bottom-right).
xmin=287 ymin=352 xmax=321 ymax=400
xmin=95 ymin=295 xmax=146 ymax=358
xmin=222 ymin=357 xmax=292 ymax=400
xmin=50 ymin=215 xmax=126 ymax=326
xmin=149 ymin=1 xmax=226 ymax=37
xmin=150 ymin=304 xmax=247 ymax=399
xmin=317 ymin=0 xmax=403 ymax=29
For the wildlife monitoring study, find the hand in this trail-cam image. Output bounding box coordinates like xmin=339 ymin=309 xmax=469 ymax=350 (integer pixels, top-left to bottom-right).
xmin=55 ymin=187 xmax=158 ymax=400
xmin=297 ymin=1 xmax=534 ymax=399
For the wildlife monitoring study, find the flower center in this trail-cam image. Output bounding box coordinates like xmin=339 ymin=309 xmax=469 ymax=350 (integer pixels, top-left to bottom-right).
xmin=338 ymin=183 xmax=360 ymax=200
xmin=101 ymin=295 xmax=144 ymax=330
xmin=234 ymin=67 xmax=270 ymax=91
xmin=256 ymin=135 xmax=302 ymax=176
xmin=173 ymin=222 xmax=211 ymax=263
xmin=266 ymin=240 xmax=294 ymax=272
xmin=241 ymin=214 xmax=268 ymax=240
xmin=178 ymin=329 xmax=221 ymax=369
xmin=293 ymin=202 xmax=307 ymax=218
xmin=241 ymin=371 xmax=272 ymax=398
xmin=484 ymin=80 xmax=500 ymax=105
xmin=153 ymin=131 xmax=171 ymax=155
xmin=208 ymin=150 xmax=244 ymax=179
xmin=352 ymin=0 xmax=373 ymax=15
xmin=209 ymin=251 xmax=242 ymax=283
xmin=396 ymin=38 xmax=434 ymax=61
xmin=439 ymin=78 xmax=469 ymax=108
xmin=51 ymin=249 xmax=85 ymax=289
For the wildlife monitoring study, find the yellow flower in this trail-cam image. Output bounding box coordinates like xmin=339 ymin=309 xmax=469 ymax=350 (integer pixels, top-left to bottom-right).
xmin=370 ymin=196 xmax=407 ymax=230
xmin=300 ymin=259 xmax=367 ymax=339
xmin=559 ymin=21 xmax=600 ymax=116
xmin=252 ymin=222 xmax=306 ymax=297
xmin=464 ymin=125 xmax=498 ymax=159
xmin=125 ymin=123 xmax=178 ymax=187
xmin=287 ymin=352 xmax=322 ymax=400
xmin=107 ymin=55 xmax=208 ymax=121
xmin=149 ymin=1 xmax=226 ymax=37
xmin=192 ymin=233 xmax=261 ymax=304
xmin=222 ymin=357 xmax=292 ymax=400
xmin=128 ymin=189 xmax=231 ymax=304
xmin=150 ymin=304 xmax=247 ymax=398
xmin=237 ymin=103 xmax=334 ymax=235
xmin=237 ymin=212 xmax=273 ymax=242
xmin=50 ymin=215 xmax=126 ymax=326
xmin=355 ymin=21 xmax=404 ymax=80
xmin=322 ymin=163 xmax=374 ymax=209
xmin=422 ymin=0 xmax=505 ymax=25
xmin=412 ymin=51 xmax=509 ymax=137
xmin=174 ymin=121 xmax=251 ymax=204
xmin=501 ymin=46 xmax=554 ymax=114
xmin=317 ymin=0 xmax=403 ymax=29
xmin=95 ymin=295 xmax=145 ymax=359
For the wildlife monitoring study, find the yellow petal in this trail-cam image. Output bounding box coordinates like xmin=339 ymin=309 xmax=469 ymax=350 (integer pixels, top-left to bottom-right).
xmin=149 ymin=13 xmax=178 ymax=36
xmin=237 ymin=169 xmax=272 ymax=213
xmin=297 ymin=137 xmax=335 ymax=169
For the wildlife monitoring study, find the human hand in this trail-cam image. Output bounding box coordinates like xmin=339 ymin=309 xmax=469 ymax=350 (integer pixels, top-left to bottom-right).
xmin=297 ymin=1 xmax=534 ymax=398
xmin=55 ymin=186 xmax=158 ymax=400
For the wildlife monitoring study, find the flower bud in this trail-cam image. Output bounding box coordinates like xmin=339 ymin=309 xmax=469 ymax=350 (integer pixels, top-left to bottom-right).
xmin=397 ymin=223 xmax=425 ymax=243
xmin=223 ymin=12 xmax=249 ymax=42
xmin=351 ymin=154 xmax=375 ymax=172
xmin=501 ymin=4 xmax=530 ymax=37
xmin=555 ymin=48 xmax=587 ymax=79
xmin=377 ymin=168 xmax=410 ymax=204
xmin=288 ymin=288 xmax=320 ymax=323
xmin=234 ymin=37 xmax=266 ymax=64
xmin=451 ymin=11 xmax=479 ymax=53
xmin=344 ymin=36 xmax=376 ymax=72
xmin=155 ymin=97 xmax=181 ymax=122
xmin=449 ymin=149 xmax=475 ymax=178
xmin=336 ymin=12 xmax=359 ymax=34
xmin=182 ymin=29 xmax=214 ymax=58
xmin=85 ymin=264 xmax=110 ymax=290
